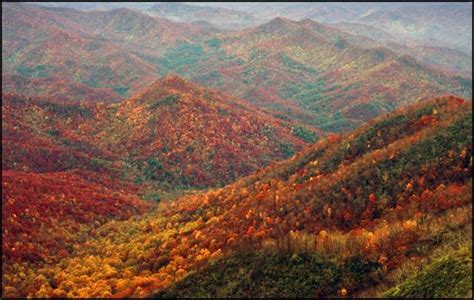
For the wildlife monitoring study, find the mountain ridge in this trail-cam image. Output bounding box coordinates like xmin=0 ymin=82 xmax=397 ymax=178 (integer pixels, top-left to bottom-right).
xmin=3 ymin=95 xmax=470 ymax=297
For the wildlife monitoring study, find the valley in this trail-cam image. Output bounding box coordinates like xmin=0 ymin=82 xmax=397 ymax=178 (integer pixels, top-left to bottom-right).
xmin=1 ymin=2 xmax=472 ymax=298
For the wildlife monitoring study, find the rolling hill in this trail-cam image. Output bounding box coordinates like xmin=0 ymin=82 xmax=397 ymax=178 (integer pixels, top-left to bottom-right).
xmin=3 ymin=3 xmax=471 ymax=134
xmin=2 ymin=76 xmax=311 ymax=189
xmin=330 ymin=21 xmax=472 ymax=78
xmin=358 ymin=3 xmax=472 ymax=54
xmin=41 ymin=5 xmax=219 ymax=51
xmin=2 ymin=3 xmax=218 ymax=102
xmin=102 ymin=76 xmax=310 ymax=187
xmin=2 ymin=96 xmax=471 ymax=297
xmin=2 ymin=3 xmax=472 ymax=299
xmin=159 ymin=17 xmax=471 ymax=132
xmin=1 ymin=75 xmax=314 ymax=297
xmin=2 ymin=3 xmax=160 ymax=101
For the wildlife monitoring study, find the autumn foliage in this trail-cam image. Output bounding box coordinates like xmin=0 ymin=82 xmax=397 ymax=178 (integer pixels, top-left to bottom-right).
xmin=2 ymin=76 xmax=308 ymax=189
xmin=2 ymin=95 xmax=471 ymax=297
xmin=1 ymin=2 xmax=472 ymax=297
xmin=2 ymin=170 xmax=149 ymax=264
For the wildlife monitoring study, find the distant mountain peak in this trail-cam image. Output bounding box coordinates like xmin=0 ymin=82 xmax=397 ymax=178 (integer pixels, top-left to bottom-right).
xmin=255 ymin=17 xmax=299 ymax=34
xmin=146 ymin=2 xmax=255 ymax=30
xmin=109 ymin=7 xmax=135 ymax=14
xmin=269 ymin=16 xmax=294 ymax=25
xmin=106 ymin=6 xmax=154 ymax=19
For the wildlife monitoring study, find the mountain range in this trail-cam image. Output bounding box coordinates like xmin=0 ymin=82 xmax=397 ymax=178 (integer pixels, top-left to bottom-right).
xmin=3 ymin=96 xmax=471 ymax=297
xmin=3 ymin=3 xmax=471 ymax=133
xmin=29 ymin=2 xmax=473 ymax=55
xmin=2 ymin=76 xmax=310 ymax=189
xmin=1 ymin=2 xmax=472 ymax=298
xmin=185 ymin=2 xmax=471 ymax=53
xmin=146 ymin=2 xmax=257 ymax=30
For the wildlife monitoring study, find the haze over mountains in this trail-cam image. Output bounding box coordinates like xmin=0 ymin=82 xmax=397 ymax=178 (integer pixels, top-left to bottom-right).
xmin=3 ymin=3 xmax=471 ymax=132
xmin=30 ymin=2 xmax=472 ymax=53
xmin=2 ymin=2 xmax=473 ymax=298
xmin=146 ymin=2 xmax=256 ymax=30
xmin=187 ymin=2 xmax=472 ymax=52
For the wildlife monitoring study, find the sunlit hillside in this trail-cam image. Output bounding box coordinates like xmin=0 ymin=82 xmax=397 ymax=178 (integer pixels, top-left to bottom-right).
xmin=1 ymin=2 xmax=472 ymax=299
xmin=2 ymin=96 xmax=471 ymax=297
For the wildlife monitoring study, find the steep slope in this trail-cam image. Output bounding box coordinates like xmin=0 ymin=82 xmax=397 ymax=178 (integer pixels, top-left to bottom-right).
xmin=2 ymin=3 xmax=219 ymax=102
xmin=2 ymin=3 xmax=160 ymax=102
xmin=381 ymin=246 xmax=472 ymax=298
xmin=3 ymin=96 xmax=470 ymax=297
xmin=156 ymin=96 xmax=472 ymax=298
xmin=91 ymin=76 xmax=310 ymax=187
xmin=5 ymin=3 xmax=471 ymax=133
xmin=146 ymin=2 xmax=257 ymax=30
xmin=158 ymin=17 xmax=471 ymax=132
xmin=2 ymin=76 xmax=310 ymax=188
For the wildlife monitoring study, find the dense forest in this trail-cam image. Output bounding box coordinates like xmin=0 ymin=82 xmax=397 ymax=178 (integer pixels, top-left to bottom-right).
xmin=1 ymin=2 xmax=472 ymax=298
xmin=2 ymin=96 xmax=472 ymax=297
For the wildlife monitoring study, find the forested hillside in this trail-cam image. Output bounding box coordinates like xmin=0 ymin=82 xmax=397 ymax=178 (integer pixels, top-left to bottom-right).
xmin=3 ymin=96 xmax=471 ymax=297
xmin=2 ymin=3 xmax=472 ymax=298
xmin=2 ymin=76 xmax=310 ymax=190
xmin=3 ymin=3 xmax=471 ymax=133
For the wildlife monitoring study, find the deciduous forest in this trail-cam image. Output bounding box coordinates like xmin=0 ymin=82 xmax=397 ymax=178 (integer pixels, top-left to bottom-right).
xmin=2 ymin=2 xmax=472 ymax=298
